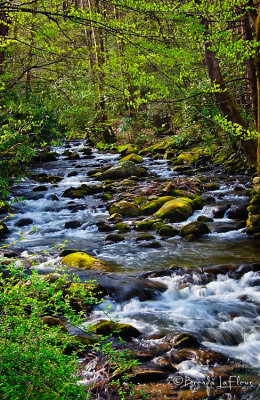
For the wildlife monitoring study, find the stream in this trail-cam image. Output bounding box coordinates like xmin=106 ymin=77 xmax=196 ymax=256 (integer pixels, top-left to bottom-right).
xmin=3 ymin=140 xmax=260 ymax=398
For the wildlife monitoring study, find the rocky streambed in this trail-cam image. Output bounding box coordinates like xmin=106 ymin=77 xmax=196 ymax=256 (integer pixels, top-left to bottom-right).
xmin=1 ymin=140 xmax=260 ymax=399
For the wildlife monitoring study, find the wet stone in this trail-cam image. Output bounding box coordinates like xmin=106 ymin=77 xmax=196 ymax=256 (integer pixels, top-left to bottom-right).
xmin=15 ymin=218 xmax=34 ymax=227
xmin=64 ymin=220 xmax=82 ymax=229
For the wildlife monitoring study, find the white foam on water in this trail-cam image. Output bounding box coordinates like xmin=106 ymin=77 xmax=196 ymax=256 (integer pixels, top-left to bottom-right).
xmin=91 ymin=271 xmax=260 ymax=367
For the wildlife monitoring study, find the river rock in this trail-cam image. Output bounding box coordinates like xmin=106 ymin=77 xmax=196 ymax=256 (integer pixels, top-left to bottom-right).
xmin=65 ymin=151 xmax=80 ymax=160
xmin=0 ymin=221 xmax=10 ymax=238
xmin=81 ymin=147 xmax=92 ymax=155
xmin=136 ymin=219 xmax=161 ymax=230
xmin=15 ymin=218 xmax=34 ymax=227
xmin=171 ymin=333 xmax=200 ymax=349
xmin=169 ymin=348 xmax=229 ymax=366
xmin=62 ymin=184 xmax=103 ymax=198
xmin=67 ymin=171 xmax=78 ymax=177
xmin=204 ymin=182 xmax=220 ymax=191
xmin=0 ymin=203 xmax=12 ymax=215
xmin=197 ymin=215 xmax=213 ymax=223
xmin=36 ymin=175 xmax=63 ymax=183
xmin=116 ymin=222 xmax=131 ymax=232
xmin=64 ymin=220 xmax=82 ymax=229
xmin=97 ymin=222 xmax=115 ymax=232
xmin=139 ymin=241 xmax=161 ymax=248
xmin=100 ymin=160 xmax=142 ymax=180
xmin=93 ymin=320 xmax=141 ymax=340
xmin=61 ymin=252 xmax=111 ymax=272
xmin=109 ymin=200 xmax=139 ymax=217
xmin=155 ymin=198 xmax=194 ymax=221
xmin=33 ymin=185 xmax=48 ymax=192
xmin=180 ymin=221 xmax=210 ymax=240
xmin=99 ymin=275 xmax=167 ymax=301
xmin=227 ymin=204 xmax=248 ymax=219
xmin=105 ymin=233 xmax=124 ymax=242
xmin=212 ymin=204 xmax=231 ymax=218
xmin=140 ymin=201 xmax=160 ymax=215
xmin=31 ymin=151 xmax=58 ymax=163
xmin=128 ymin=362 xmax=169 ymax=384
xmin=119 ymin=153 xmax=144 ymax=163
xmin=136 ymin=234 xmax=155 ymax=241
xmin=157 ymin=224 xmax=179 ymax=237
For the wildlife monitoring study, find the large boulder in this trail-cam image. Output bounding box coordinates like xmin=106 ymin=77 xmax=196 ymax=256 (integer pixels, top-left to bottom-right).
xmin=61 ymin=252 xmax=111 ymax=272
xmin=100 ymin=161 xmax=142 ymax=180
xmin=155 ymin=198 xmax=194 ymax=222
xmin=109 ymin=200 xmax=139 ymax=217
xmin=180 ymin=221 xmax=210 ymax=240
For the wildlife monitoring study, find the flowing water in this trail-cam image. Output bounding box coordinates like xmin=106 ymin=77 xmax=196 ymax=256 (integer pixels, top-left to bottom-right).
xmin=3 ymin=140 xmax=260 ymax=384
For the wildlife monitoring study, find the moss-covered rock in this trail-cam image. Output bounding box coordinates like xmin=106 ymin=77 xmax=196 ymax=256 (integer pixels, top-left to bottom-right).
xmin=93 ymin=320 xmax=141 ymax=340
xmin=175 ymin=151 xmax=201 ymax=166
xmin=156 ymin=225 xmax=179 ymax=237
xmin=136 ymin=219 xmax=162 ymax=230
xmin=108 ymin=213 xmax=124 ymax=222
xmin=204 ymin=182 xmax=220 ymax=191
xmin=126 ymin=146 xmax=139 ymax=155
xmin=65 ymin=151 xmax=80 ymax=160
xmin=180 ymin=221 xmax=210 ymax=239
xmin=140 ymin=201 xmax=160 ymax=215
xmin=140 ymin=241 xmax=161 ymax=248
xmin=134 ymin=196 xmax=147 ymax=205
xmin=60 ymin=249 xmax=86 ymax=257
xmin=36 ymin=175 xmax=63 ymax=183
xmin=197 ymin=215 xmax=213 ymax=223
xmin=155 ymin=198 xmax=194 ymax=222
xmin=61 ymin=252 xmax=110 ymax=272
xmin=140 ymin=197 xmax=175 ymax=216
xmin=106 ymin=233 xmax=124 ymax=242
xmin=109 ymin=201 xmax=139 ymax=217
xmin=62 ymin=184 xmax=103 ymax=199
xmin=116 ymin=222 xmax=131 ymax=232
xmin=119 ymin=153 xmax=144 ymax=164
xmin=136 ymin=234 xmax=155 ymax=241
xmin=100 ymin=161 xmax=142 ymax=180
xmin=102 ymin=193 xmax=112 ymax=201
xmin=192 ymin=195 xmax=205 ymax=210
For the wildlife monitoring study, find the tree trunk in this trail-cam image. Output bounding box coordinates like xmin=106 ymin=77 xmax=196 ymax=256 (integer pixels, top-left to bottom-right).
xmin=203 ymin=20 xmax=257 ymax=167
xmin=254 ymin=5 xmax=260 ymax=175
xmin=0 ymin=9 xmax=10 ymax=76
